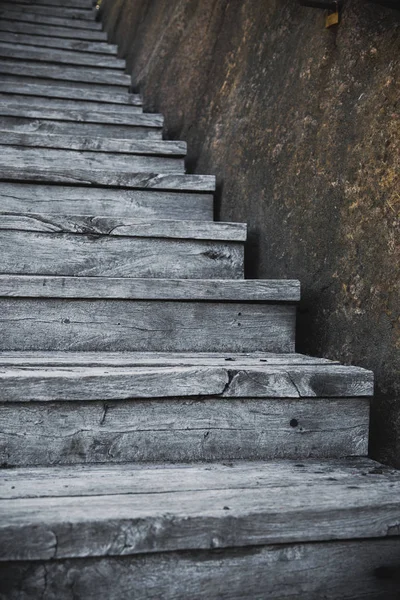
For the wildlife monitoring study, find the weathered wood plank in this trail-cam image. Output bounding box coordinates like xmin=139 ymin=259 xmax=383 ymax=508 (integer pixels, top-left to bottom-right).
xmin=0 ymin=231 xmax=244 ymax=278
xmin=4 ymin=0 xmax=93 ymax=8
xmin=0 ymin=397 xmax=368 ymax=467
xmin=0 ymin=214 xmax=245 ymax=241
xmin=0 ymin=166 xmax=215 ymax=189
xmin=1 ymin=539 xmax=398 ymax=600
xmin=0 ymin=10 xmax=103 ymax=31
xmin=0 ymin=276 xmax=299 ymax=301
xmin=0 ymin=95 xmax=143 ymax=116
xmin=0 ymin=19 xmax=108 ymax=41
xmin=0 ymin=351 xmax=338 ymax=367
xmin=0 ymin=457 xmax=386 ymax=499
xmin=0 ymin=33 xmax=118 ymax=55
xmin=0 ymin=43 xmax=126 ymax=68
xmin=0 ymin=59 xmax=131 ymax=85
xmin=0 ymin=79 xmax=140 ymax=104
xmin=0 ymin=3 xmax=96 ymax=20
xmin=0 ymin=147 xmax=183 ymax=174
xmin=0 ymin=116 xmax=162 ymax=140
xmin=0 ymin=363 xmax=373 ymax=400
xmin=0 ymin=104 xmax=157 ymax=125
xmin=0 ymin=300 xmax=295 ymax=352
xmin=0 ymin=183 xmax=213 ymax=221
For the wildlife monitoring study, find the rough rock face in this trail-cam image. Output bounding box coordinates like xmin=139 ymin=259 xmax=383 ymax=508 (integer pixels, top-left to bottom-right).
xmin=101 ymin=0 xmax=400 ymax=466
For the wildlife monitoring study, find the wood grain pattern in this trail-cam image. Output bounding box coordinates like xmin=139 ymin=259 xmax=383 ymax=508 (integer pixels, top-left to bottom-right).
xmin=0 ymin=299 xmax=294 ymax=352
xmin=0 ymin=79 xmax=140 ymax=103
xmin=0 ymin=183 xmax=213 ymax=221
xmin=0 ymin=276 xmax=299 ymax=301
xmin=0 ymin=33 xmax=118 ymax=54
xmin=0 ymin=96 xmax=143 ymax=116
xmin=0 ymin=59 xmax=130 ymax=85
xmin=0 ymin=43 xmax=126 ymax=68
xmin=4 ymin=0 xmax=93 ymax=8
xmin=0 ymin=19 xmax=108 ymax=41
xmin=0 ymin=398 xmax=368 ymax=467
xmin=0 ymin=116 xmax=162 ymax=140
xmin=0 ymin=10 xmax=103 ymax=31
xmin=1 ymin=539 xmax=398 ymax=599
xmin=0 ymin=3 xmax=96 ymax=21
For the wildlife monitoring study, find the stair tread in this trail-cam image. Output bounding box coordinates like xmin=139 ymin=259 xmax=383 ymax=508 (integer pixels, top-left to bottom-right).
xmin=0 ymin=458 xmax=395 ymax=561
xmin=0 ymin=10 xmax=103 ymax=31
xmin=0 ymin=42 xmax=126 ymax=68
xmin=0 ymin=276 xmax=298 ymax=300
xmin=0 ymin=106 xmax=161 ymax=124
xmin=0 ymin=33 xmax=118 ymax=54
xmin=6 ymin=0 xmax=94 ymax=8
xmin=0 ymin=19 xmax=108 ymax=41
xmin=0 ymin=78 xmax=141 ymax=104
xmin=0 ymin=95 xmax=143 ymax=115
xmin=0 ymin=3 xmax=96 ymax=20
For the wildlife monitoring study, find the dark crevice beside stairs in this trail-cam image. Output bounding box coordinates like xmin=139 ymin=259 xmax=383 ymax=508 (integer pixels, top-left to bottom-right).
xmin=0 ymin=1 xmax=399 ymax=599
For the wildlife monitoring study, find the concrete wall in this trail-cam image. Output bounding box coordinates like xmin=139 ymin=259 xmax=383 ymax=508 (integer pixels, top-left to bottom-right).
xmin=101 ymin=0 xmax=400 ymax=466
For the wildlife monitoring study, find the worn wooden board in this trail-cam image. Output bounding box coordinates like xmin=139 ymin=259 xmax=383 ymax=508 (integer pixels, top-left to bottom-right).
xmin=3 ymin=0 xmax=93 ymax=8
xmin=0 ymin=59 xmax=131 ymax=85
xmin=1 ymin=539 xmax=398 ymax=600
xmin=0 ymin=78 xmax=140 ymax=104
xmin=0 ymin=299 xmax=294 ymax=352
xmin=0 ymin=146 xmax=183 ymax=174
xmin=0 ymin=457 xmax=388 ymax=499
xmin=0 ymin=276 xmax=299 ymax=301
xmin=0 ymin=230 xmax=244 ymax=278
xmin=0 ymin=96 xmax=143 ymax=116
xmin=0 ymin=397 xmax=368 ymax=467
xmin=0 ymin=43 xmax=126 ymax=68
xmin=0 ymin=19 xmax=108 ymax=41
xmin=0 ymin=363 xmax=372 ymax=400
xmin=0 ymin=183 xmax=213 ymax=221
xmin=0 ymin=3 xmax=96 ymax=21
xmin=0 ymin=10 xmax=103 ymax=31
xmin=0 ymin=214 xmax=245 ymax=241
xmin=0 ymin=104 xmax=160 ymax=125
xmin=0 ymin=116 xmax=162 ymax=140
xmin=0 ymin=33 xmax=118 ymax=55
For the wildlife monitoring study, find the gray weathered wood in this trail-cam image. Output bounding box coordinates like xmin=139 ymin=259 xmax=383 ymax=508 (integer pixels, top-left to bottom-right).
xmin=0 ymin=10 xmax=103 ymax=31
xmin=0 ymin=3 xmax=96 ymax=20
xmin=0 ymin=231 xmax=244 ymax=278
xmin=0 ymin=78 xmax=141 ymax=104
xmin=0 ymin=299 xmax=294 ymax=352
xmin=0 ymin=398 xmax=368 ymax=467
xmin=0 ymin=116 xmax=162 ymax=140
xmin=0 ymin=183 xmax=213 ymax=221
xmin=0 ymin=276 xmax=298 ymax=301
xmin=0 ymin=32 xmax=118 ymax=54
xmin=0 ymin=43 xmax=126 ymax=68
xmin=0 ymin=104 xmax=157 ymax=125
xmin=0 ymin=59 xmax=131 ymax=85
xmin=2 ymin=539 xmax=399 ymax=600
xmin=0 ymin=363 xmax=373 ymax=400
xmin=0 ymin=19 xmax=108 ymax=41
xmin=0 ymin=166 xmax=215 ymax=189
xmin=0 ymin=95 xmax=143 ymax=116
xmin=3 ymin=0 xmax=93 ymax=8
xmin=0 ymin=214 xmax=245 ymax=241
xmin=0 ymin=458 xmax=386 ymax=500
xmin=0 ymin=147 xmax=183 ymax=174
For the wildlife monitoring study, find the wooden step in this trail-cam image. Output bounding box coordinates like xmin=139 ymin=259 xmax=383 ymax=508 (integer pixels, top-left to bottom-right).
xmin=0 ymin=77 xmax=141 ymax=104
xmin=0 ymin=183 xmax=214 ymax=221
xmin=0 ymin=93 xmax=143 ymax=114
xmin=0 ymin=10 xmax=103 ymax=31
xmin=0 ymin=278 xmax=295 ymax=353
xmin=0 ymin=354 xmax=370 ymax=465
xmin=0 ymin=32 xmax=118 ymax=54
xmin=0 ymin=115 xmax=162 ymax=140
xmin=3 ymin=0 xmax=94 ymax=8
xmin=0 ymin=216 xmax=245 ymax=278
xmin=0 ymin=146 xmax=184 ymax=174
xmin=0 ymin=59 xmax=131 ymax=86
xmin=2 ymin=459 xmax=397 ymax=600
xmin=0 ymin=42 xmax=126 ymax=68
xmin=0 ymin=19 xmax=108 ymax=41
xmin=0 ymin=2 xmax=96 ymax=20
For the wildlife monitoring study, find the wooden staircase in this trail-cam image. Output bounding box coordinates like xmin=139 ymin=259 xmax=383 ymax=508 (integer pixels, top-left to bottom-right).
xmin=0 ymin=1 xmax=399 ymax=598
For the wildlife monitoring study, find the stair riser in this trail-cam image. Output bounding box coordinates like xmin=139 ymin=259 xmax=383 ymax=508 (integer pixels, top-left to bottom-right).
xmin=0 ymin=232 xmax=243 ymax=279
xmin=0 ymin=300 xmax=295 ymax=352
xmin=1 ymin=539 xmax=396 ymax=600
xmin=0 ymin=45 xmax=125 ymax=69
xmin=0 ymin=33 xmax=118 ymax=55
xmin=0 ymin=117 xmax=162 ymax=140
xmin=0 ymin=185 xmax=214 ymax=221
xmin=0 ymin=148 xmax=184 ymax=174
xmin=0 ymin=21 xmax=108 ymax=41
xmin=0 ymin=398 xmax=368 ymax=467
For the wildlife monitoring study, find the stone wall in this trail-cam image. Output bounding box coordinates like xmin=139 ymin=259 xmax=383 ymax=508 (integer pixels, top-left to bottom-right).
xmin=101 ymin=0 xmax=400 ymax=466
